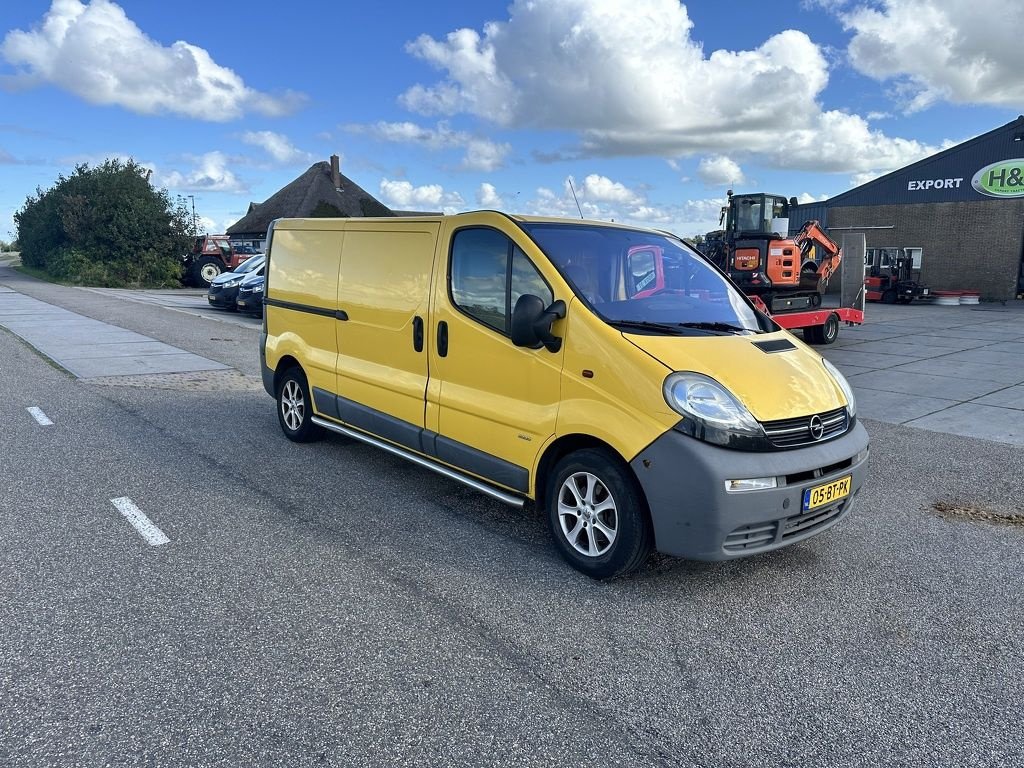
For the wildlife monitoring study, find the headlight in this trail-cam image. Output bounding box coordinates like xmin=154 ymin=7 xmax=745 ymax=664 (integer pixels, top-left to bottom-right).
xmin=223 ymin=279 xmax=241 ymax=288
xmin=822 ymin=358 xmax=857 ymax=417
xmin=664 ymin=372 xmax=764 ymax=449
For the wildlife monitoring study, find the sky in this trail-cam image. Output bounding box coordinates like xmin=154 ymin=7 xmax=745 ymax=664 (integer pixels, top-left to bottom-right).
xmin=0 ymin=0 xmax=1022 ymax=242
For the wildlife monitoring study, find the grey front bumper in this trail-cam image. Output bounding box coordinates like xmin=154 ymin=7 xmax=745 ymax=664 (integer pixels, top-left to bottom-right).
xmin=630 ymin=421 xmax=869 ymax=561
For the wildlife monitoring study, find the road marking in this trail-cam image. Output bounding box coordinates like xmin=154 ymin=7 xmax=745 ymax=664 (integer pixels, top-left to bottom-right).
xmin=110 ymin=497 xmax=170 ymax=547
xmin=26 ymin=407 xmax=53 ymax=426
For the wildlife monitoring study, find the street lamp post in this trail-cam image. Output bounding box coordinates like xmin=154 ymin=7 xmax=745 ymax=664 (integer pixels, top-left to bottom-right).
xmin=187 ymin=195 xmax=197 ymax=235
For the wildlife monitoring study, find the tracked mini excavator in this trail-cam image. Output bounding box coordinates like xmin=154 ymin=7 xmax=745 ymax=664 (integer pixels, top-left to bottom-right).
xmin=700 ymin=191 xmax=843 ymax=313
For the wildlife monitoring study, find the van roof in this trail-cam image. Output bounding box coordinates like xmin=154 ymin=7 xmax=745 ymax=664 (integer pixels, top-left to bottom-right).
xmin=273 ymin=211 xmax=669 ymax=235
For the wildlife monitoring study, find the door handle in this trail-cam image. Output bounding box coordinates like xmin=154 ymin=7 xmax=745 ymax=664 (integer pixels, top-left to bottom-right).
xmin=413 ymin=316 xmax=424 ymax=352
xmin=437 ymin=320 xmax=448 ymax=357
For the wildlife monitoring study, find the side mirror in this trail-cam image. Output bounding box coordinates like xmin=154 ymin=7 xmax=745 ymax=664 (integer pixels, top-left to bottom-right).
xmin=511 ymin=294 xmax=566 ymax=352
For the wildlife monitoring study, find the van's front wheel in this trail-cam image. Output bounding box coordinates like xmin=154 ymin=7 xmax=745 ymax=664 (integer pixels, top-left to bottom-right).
xmin=276 ymin=367 xmax=323 ymax=443
xmin=547 ymin=449 xmax=652 ymax=579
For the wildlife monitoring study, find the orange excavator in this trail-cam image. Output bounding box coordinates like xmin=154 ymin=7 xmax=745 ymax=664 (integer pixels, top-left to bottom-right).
xmin=700 ymin=191 xmax=843 ymax=312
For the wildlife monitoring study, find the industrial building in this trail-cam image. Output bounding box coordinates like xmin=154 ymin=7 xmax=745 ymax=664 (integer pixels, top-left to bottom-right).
xmin=792 ymin=116 xmax=1024 ymax=301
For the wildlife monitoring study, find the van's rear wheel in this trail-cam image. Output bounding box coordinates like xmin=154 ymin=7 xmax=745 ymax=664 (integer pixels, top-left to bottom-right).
xmin=276 ymin=367 xmax=323 ymax=443
xmin=547 ymin=449 xmax=652 ymax=579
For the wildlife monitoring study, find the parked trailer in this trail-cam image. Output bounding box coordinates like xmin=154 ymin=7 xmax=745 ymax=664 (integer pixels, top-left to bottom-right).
xmin=750 ymin=296 xmax=863 ymax=345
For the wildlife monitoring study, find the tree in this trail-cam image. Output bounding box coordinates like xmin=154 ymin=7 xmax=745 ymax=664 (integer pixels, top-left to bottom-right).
xmin=14 ymin=159 xmax=192 ymax=287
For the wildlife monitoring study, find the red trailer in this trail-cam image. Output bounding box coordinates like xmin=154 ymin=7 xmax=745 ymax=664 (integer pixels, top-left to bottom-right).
xmin=749 ymin=295 xmax=863 ymax=345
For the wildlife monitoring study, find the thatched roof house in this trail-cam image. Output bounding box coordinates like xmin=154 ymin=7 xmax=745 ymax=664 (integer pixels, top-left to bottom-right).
xmin=227 ymin=155 xmax=397 ymax=243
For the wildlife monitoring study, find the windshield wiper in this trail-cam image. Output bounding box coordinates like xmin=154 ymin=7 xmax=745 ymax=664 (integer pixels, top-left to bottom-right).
xmin=677 ymin=321 xmax=759 ymax=335
xmin=607 ymin=319 xmax=686 ymax=335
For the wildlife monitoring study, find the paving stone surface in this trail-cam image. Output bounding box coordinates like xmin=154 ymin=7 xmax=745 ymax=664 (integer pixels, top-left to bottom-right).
xmin=0 ymin=290 xmax=227 ymax=379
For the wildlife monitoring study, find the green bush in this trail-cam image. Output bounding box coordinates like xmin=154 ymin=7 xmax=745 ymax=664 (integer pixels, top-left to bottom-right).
xmin=14 ymin=159 xmax=190 ymax=287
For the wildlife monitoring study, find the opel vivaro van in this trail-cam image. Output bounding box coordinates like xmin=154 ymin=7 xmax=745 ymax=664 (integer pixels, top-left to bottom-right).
xmin=260 ymin=212 xmax=869 ymax=578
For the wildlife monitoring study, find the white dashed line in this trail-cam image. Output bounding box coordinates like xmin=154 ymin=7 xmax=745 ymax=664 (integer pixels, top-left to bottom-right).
xmin=110 ymin=497 xmax=170 ymax=547
xmin=26 ymin=407 xmax=54 ymax=426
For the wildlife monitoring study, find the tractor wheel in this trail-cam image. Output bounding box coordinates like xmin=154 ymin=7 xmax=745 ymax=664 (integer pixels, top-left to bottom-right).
xmin=190 ymin=256 xmax=223 ymax=288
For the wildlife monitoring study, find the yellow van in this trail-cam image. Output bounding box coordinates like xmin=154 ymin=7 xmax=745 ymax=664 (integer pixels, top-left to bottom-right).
xmin=260 ymin=212 xmax=869 ymax=578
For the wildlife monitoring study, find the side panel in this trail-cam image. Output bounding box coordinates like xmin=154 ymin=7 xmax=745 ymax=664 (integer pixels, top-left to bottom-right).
xmin=336 ymin=224 xmax=439 ymax=430
xmin=264 ymin=227 xmax=344 ymax=399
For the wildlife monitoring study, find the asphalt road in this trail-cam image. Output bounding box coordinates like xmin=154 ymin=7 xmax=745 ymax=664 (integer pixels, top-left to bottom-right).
xmin=2 ymin=271 xmax=1023 ymax=767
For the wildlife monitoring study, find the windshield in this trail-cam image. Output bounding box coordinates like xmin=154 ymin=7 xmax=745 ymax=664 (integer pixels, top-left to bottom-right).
xmin=234 ymin=254 xmax=265 ymax=274
xmin=520 ymin=223 xmax=766 ymax=335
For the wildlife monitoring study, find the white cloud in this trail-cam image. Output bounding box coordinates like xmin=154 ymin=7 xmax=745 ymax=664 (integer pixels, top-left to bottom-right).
xmin=696 ymin=156 xmax=746 ymax=186
xmin=195 ymin=215 xmax=217 ymax=234
xmin=159 ymin=152 xmax=247 ymax=194
xmin=524 ymin=175 xmax=724 ymax=237
xmin=476 ymin=182 xmax=504 ymax=208
xmin=399 ymin=0 xmax=938 ymax=176
xmin=848 ymin=170 xmax=885 ymax=187
xmin=571 ymin=174 xmax=642 ymax=205
xmin=379 ymin=178 xmax=464 ymax=213
xmin=839 ymin=0 xmax=1024 ymax=112
xmin=240 ymin=131 xmax=312 ymax=164
xmin=0 ymin=0 xmax=304 ymax=120
xmin=797 ymin=192 xmax=830 ymax=204
xmin=356 ymin=120 xmax=511 ymax=171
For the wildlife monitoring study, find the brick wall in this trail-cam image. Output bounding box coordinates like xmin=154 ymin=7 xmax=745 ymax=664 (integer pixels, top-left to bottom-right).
xmin=829 ymin=200 xmax=1024 ymax=300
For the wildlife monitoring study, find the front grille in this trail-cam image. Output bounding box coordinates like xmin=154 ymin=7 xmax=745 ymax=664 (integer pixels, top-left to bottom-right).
xmin=723 ymin=498 xmax=849 ymax=553
xmin=209 ymin=285 xmax=223 ymax=294
xmin=761 ymin=407 xmax=848 ymax=448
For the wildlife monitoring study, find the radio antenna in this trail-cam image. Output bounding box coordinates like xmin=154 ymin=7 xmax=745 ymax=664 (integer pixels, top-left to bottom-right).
xmin=568 ymin=177 xmax=584 ymax=219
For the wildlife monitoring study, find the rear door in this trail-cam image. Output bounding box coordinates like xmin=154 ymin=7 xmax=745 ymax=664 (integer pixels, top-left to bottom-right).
xmin=426 ymin=217 xmax=565 ymax=495
xmin=334 ymin=222 xmax=440 ymax=451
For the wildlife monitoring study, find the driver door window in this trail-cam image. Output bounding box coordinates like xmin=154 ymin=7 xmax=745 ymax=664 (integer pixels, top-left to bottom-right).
xmin=450 ymin=228 xmax=551 ymax=335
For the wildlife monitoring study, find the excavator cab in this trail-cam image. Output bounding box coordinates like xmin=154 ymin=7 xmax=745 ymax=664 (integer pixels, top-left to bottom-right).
xmin=725 ymin=193 xmax=793 ymax=237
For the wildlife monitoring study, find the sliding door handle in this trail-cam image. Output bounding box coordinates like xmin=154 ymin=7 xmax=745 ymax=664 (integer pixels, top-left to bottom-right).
xmin=412 ymin=316 xmax=424 ymax=352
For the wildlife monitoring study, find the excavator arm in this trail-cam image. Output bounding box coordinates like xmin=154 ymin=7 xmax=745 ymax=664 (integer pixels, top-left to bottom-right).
xmin=793 ymin=221 xmax=843 ymax=282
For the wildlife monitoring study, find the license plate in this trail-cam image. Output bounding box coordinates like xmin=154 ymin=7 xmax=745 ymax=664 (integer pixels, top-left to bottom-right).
xmin=802 ymin=475 xmax=852 ymax=511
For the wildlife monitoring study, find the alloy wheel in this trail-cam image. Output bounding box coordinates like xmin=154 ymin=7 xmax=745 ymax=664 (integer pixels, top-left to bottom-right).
xmin=280 ymin=379 xmax=304 ymax=432
xmin=557 ymin=471 xmax=618 ymax=557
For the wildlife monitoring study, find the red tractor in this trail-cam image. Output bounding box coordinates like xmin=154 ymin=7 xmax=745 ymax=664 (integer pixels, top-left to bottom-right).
xmin=181 ymin=236 xmax=260 ymax=288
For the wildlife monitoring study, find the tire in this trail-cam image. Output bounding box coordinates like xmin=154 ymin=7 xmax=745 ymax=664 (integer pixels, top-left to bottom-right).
xmin=881 ymin=289 xmax=897 ymax=305
xmin=276 ymin=367 xmax=324 ymax=443
xmin=803 ymin=313 xmax=839 ymax=345
xmin=546 ymin=449 xmax=653 ymax=579
xmin=190 ymin=256 xmax=224 ymax=288
xmin=819 ymin=312 xmax=840 ymax=344
xmin=809 ymin=292 xmax=822 ymax=308
xmin=803 ymin=325 xmax=824 ymax=344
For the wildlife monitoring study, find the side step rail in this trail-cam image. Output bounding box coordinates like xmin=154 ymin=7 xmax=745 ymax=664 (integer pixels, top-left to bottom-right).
xmin=310 ymin=416 xmax=526 ymax=508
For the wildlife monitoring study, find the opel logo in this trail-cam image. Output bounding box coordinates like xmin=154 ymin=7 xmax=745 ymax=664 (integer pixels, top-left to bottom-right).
xmin=809 ymin=415 xmax=825 ymax=440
